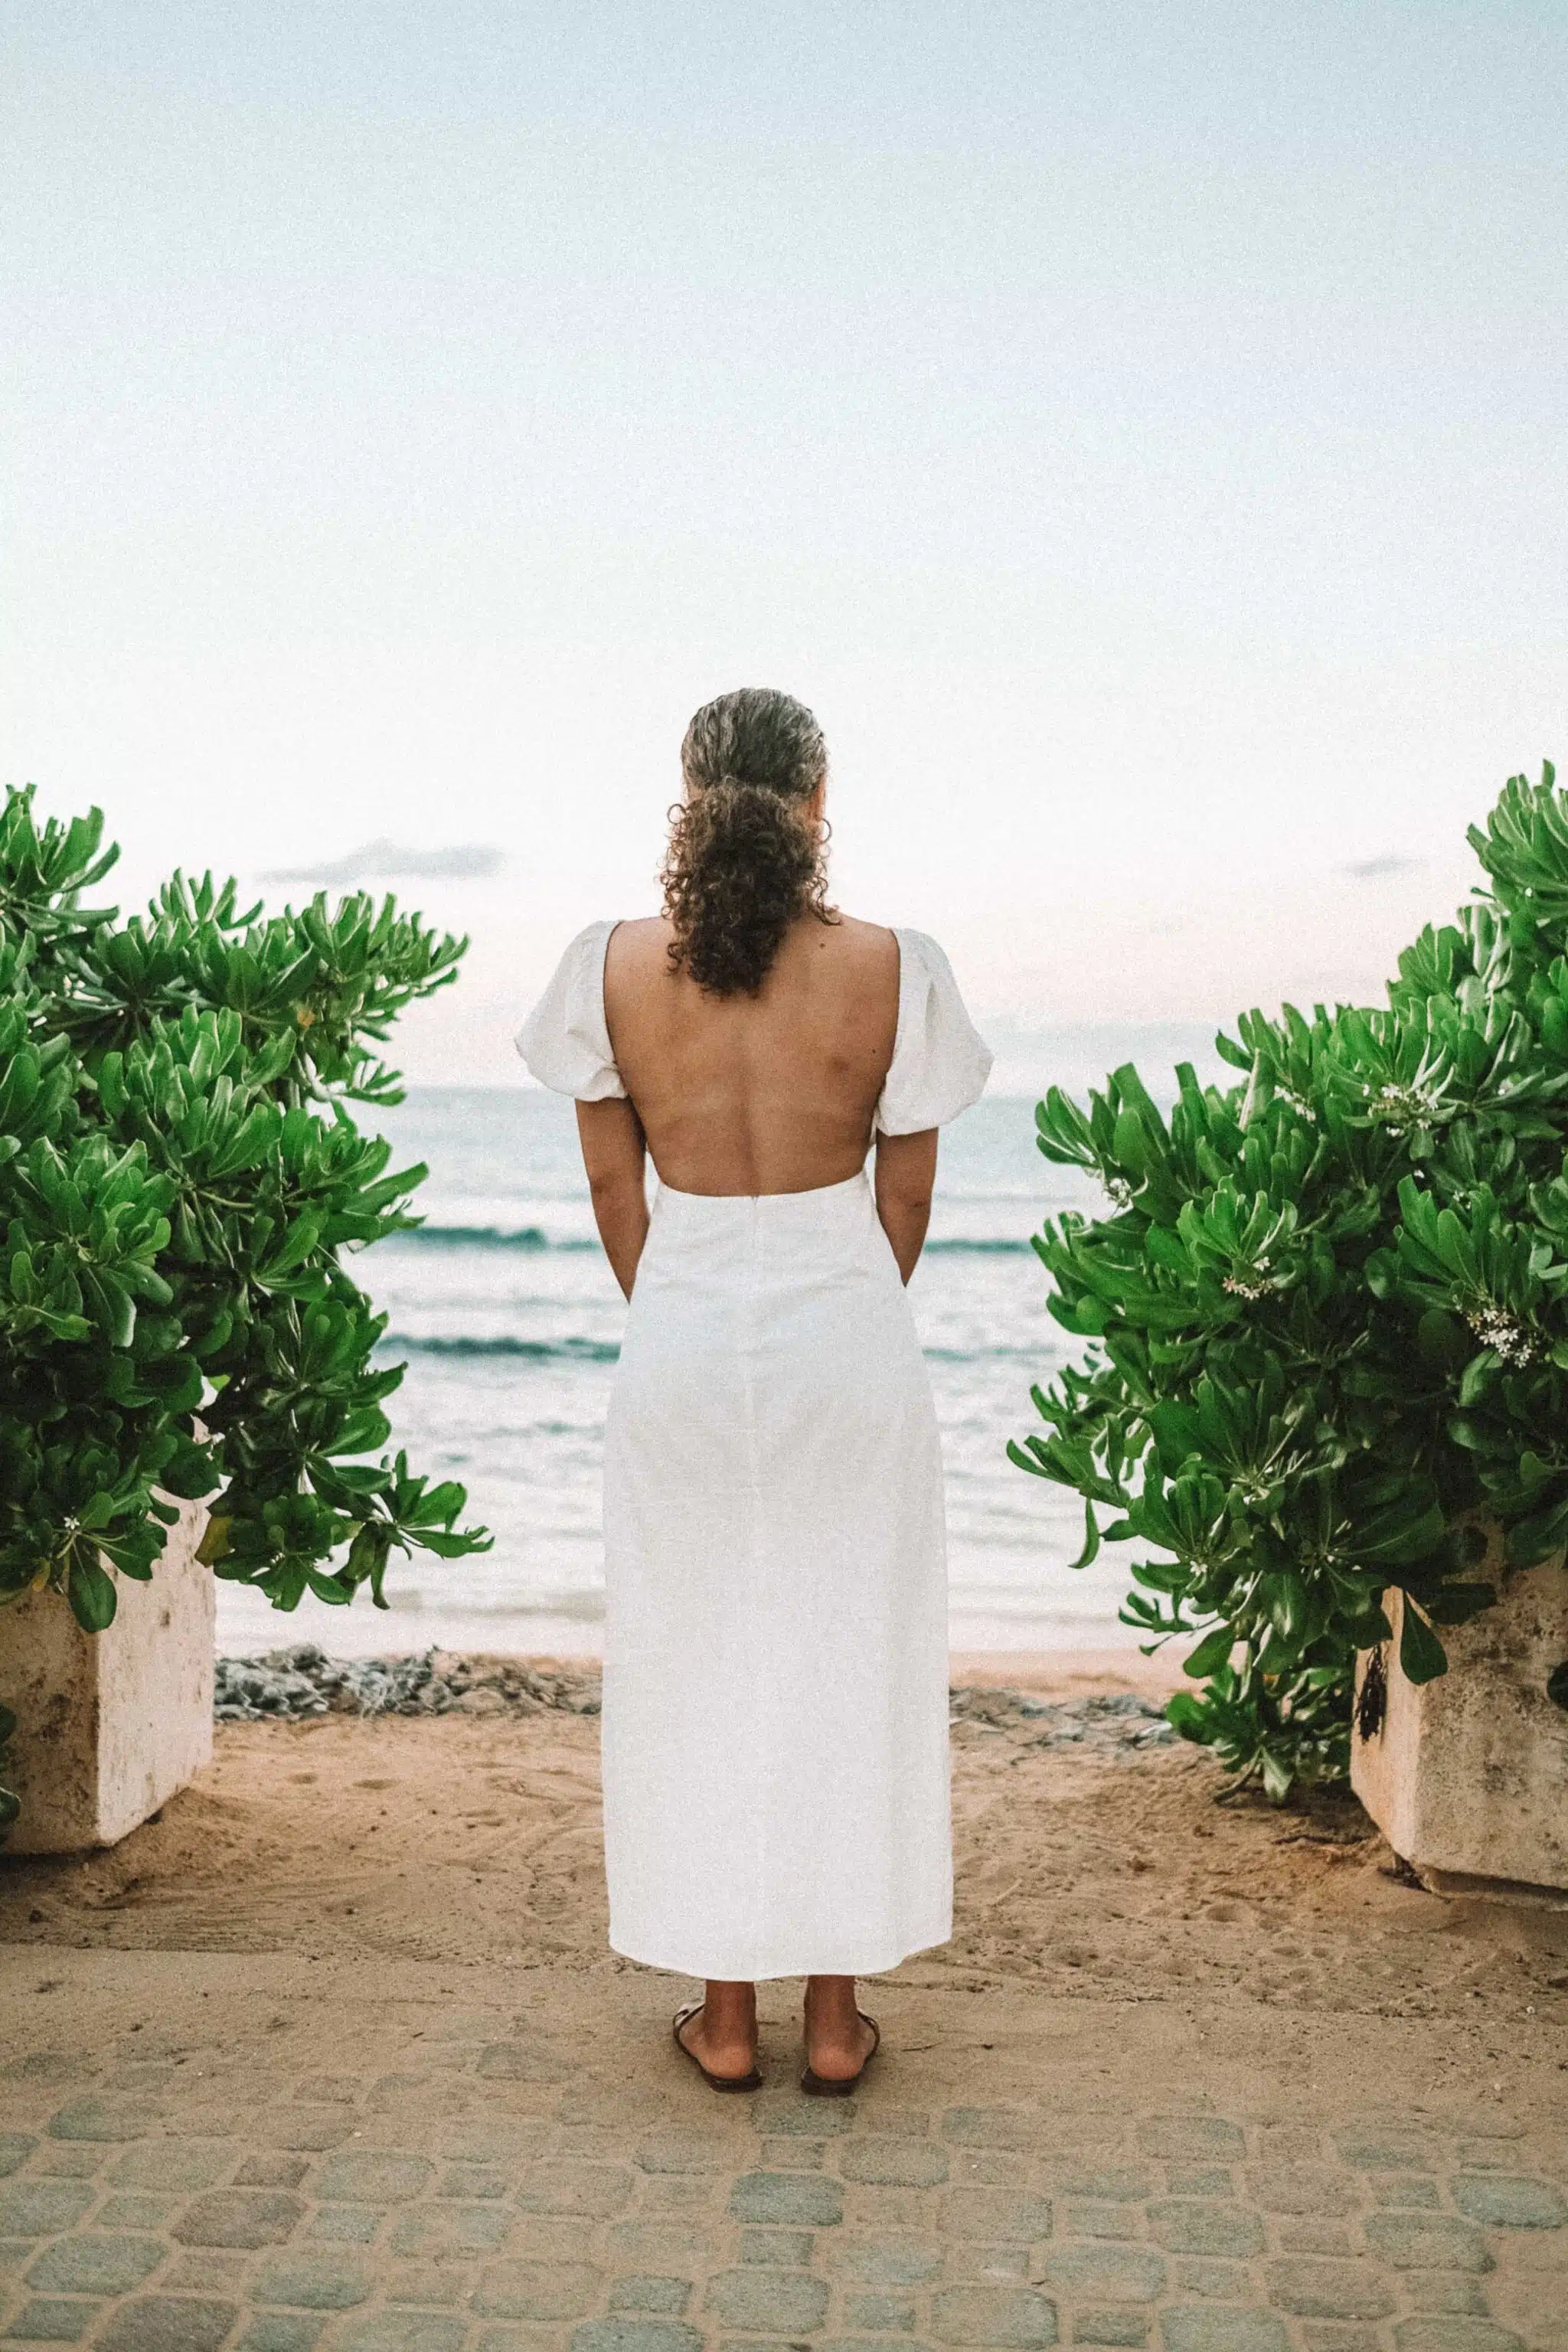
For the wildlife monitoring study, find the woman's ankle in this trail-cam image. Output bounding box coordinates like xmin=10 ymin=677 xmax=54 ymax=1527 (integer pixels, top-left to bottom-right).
xmin=804 ymin=1975 xmax=863 ymax=2042
xmin=805 ymin=1972 xmax=857 ymax=2005
xmin=703 ymin=1979 xmax=757 ymax=2033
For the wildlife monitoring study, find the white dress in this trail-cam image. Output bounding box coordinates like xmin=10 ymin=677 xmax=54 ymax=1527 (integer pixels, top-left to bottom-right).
xmin=517 ymin=923 xmax=992 ymax=1980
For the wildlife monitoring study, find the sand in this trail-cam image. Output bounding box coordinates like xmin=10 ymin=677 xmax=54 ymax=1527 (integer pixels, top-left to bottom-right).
xmin=3 ymin=1651 xmax=1566 ymax=2055
xmin=5 ymin=1650 xmax=1566 ymax=2352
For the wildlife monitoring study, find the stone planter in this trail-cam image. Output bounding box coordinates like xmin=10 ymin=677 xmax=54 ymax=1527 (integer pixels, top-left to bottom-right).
xmin=1351 ymin=1547 xmax=1568 ymax=1903
xmin=2 ymin=1495 xmax=214 ymax=1854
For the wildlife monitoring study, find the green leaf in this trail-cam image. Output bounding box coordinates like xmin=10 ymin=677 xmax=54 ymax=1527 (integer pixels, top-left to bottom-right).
xmin=304 ymin=1570 xmax=353 ymax=1606
xmin=66 ymin=1552 xmax=119 ymax=1633
xmin=1070 ymin=1501 xmax=1102 ymax=1570
xmin=1182 ymin=1624 xmax=1236 ymax=1680
xmin=1165 ymin=1690 xmax=1213 ymax=1743
xmin=1397 ymin=1600 xmax=1449 ymax=1686
xmin=407 ymin=1527 xmax=488 ymax=1559
xmin=1504 ymin=1501 xmax=1568 ymax=1568
xmin=1111 ymin=1108 xmax=1148 ymax=1178
xmin=1415 ymin=1310 xmax=1470 ymax=1372
xmin=194 ymin=1514 xmax=232 ymax=1566
xmin=1258 ymin=1570 xmax=1312 ymax=1645
xmin=160 ymin=1441 xmax=217 ymax=1501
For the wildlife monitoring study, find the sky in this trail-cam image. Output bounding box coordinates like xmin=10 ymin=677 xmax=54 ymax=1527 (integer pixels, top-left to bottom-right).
xmin=2 ymin=2 xmax=1564 ymax=1089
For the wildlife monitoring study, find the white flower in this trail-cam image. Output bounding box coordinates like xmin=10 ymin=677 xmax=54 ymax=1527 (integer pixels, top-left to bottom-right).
xmin=1370 ymin=1081 xmax=1442 ymax=1129
xmin=1223 ymin=1274 xmax=1271 ymax=1300
xmin=1465 ymin=1303 xmax=1535 ymax=1365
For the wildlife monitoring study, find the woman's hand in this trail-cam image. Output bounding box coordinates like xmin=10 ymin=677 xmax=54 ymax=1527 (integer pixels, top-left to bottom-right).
xmin=874 ymin=1127 xmax=937 ymax=1283
xmin=577 ymin=1099 xmax=650 ymax=1299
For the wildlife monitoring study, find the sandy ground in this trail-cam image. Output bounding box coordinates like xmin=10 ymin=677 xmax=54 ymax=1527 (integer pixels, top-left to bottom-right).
xmin=3 ymin=1652 xmax=1567 ymax=2058
xmin=5 ymin=1652 xmax=1567 ymax=2351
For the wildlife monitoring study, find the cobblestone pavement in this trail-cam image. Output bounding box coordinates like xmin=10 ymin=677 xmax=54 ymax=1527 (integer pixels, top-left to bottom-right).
xmin=0 ymin=1950 xmax=1563 ymax=2352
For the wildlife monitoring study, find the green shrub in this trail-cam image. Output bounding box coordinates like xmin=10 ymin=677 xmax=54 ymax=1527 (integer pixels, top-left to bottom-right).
xmin=0 ymin=783 xmax=490 ymax=1824
xmin=1013 ymin=763 xmax=1568 ymax=1798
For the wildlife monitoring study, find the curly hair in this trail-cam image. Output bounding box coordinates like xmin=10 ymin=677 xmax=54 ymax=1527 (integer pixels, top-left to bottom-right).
xmin=661 ymin=688 xmax=837 ymax=997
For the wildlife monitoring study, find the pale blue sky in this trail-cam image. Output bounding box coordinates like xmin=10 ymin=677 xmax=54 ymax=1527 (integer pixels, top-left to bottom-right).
xmin=2 ymin=2 xmax=1563 ymax=1082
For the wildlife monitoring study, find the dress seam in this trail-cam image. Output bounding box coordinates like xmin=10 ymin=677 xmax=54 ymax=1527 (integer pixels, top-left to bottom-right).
xmin=744 ymin=1196 xmax=766 ymax=1972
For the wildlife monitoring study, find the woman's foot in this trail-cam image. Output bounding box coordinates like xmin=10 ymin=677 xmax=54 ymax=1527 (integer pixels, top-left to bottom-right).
xmin=802 ymin=1975 xmax=878 ymax=2084
xmin=675 ymin=1981 xmax=759 ymax=2084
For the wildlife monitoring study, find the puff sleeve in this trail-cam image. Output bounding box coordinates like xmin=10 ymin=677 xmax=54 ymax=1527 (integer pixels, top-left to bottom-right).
xmin=874 ymin=929 xmax=993 ymax=1135
xmin=514 ymin=920 xmax=628 ymax=1100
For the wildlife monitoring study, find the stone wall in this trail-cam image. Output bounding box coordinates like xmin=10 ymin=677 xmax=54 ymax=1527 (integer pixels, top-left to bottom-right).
xmin=2 ymin=1496 xmax=214 ymax=1854
xmin=1353 ymin=1547 xmax=1568 ymax=1898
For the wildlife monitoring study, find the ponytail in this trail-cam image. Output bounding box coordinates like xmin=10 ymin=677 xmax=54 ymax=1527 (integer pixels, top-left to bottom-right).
xmin=662 ymin=689 xmax=835 ymax=998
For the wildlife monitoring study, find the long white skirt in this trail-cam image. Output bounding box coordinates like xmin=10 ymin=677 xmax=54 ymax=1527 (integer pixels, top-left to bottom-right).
xmin=600 ymin=1168 xmax=953 ymax=1981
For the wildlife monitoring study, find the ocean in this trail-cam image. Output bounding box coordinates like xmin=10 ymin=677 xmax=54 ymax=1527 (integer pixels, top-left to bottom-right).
xmin=210 ymin=1085 xmax=1144 ymax=1659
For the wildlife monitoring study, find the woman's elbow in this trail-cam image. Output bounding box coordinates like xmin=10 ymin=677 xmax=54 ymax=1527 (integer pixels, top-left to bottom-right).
xmin=586 ymin=1166 xmax=642 ymax=1214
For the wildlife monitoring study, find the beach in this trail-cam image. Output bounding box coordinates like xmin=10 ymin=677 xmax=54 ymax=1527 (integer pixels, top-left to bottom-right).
xmin=5 ymin=1649 xmax=1565 ymax=2030
xmin=3 ymin=1652 xmax=1566 ymax=2350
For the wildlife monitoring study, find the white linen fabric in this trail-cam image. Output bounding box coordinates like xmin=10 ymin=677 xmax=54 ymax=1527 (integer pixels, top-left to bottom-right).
xmin=516 ymin=922 xmax=992 ymax=1978
xmin=514 ymin=918 xmax=628 ymax=1102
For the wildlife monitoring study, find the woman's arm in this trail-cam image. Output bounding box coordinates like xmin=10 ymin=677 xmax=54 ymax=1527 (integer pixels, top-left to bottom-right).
xmin=874 ymin=1127 xmax=938 ymax=1284
xmin=577 ymin=1099 xmax=650 ymax=1299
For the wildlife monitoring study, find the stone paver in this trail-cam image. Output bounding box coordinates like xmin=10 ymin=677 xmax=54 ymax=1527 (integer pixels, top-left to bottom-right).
xmin=0 ymin=1958 xmax=1563 ymax=2352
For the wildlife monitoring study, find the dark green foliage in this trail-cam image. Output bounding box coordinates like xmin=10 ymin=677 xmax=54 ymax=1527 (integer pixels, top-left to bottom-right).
xmin=1013 ymin=765 xmax=1568 ymax=1798
xmin=0 ymin=783 xmax=489 ymax=1715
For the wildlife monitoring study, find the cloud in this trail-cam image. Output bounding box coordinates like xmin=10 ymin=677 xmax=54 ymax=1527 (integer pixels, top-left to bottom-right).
xmin=1340 ymin=854 xmax=1422 ymax=880
xmin=260 ymin=836 xmax=505 ymax=884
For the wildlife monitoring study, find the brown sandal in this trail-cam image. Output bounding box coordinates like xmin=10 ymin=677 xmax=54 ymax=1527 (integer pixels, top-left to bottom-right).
xmin=672 ymin=2000 xmax=763 ymax=2092
xmin=801 ymin=2009 xmax=880 ymax=2096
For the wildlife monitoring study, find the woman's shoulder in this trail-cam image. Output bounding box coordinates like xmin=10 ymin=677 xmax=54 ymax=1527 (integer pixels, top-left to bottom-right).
xmin=829 ymin=914 xmax=949 ymax=949
xmin=818 ymin=912 xmax=900 ymax=975
xmin=544 ymin=913 xmax=670 ymax=987
xmin=828 ymin=916 xmax=958 ymax=985
xmin=603 ymin=913 xmax=672 ymax=969
xmin=888 ymin=923 xmax=955 ymax=969
xmin=544 ymin=916 xmax=621 ymax=965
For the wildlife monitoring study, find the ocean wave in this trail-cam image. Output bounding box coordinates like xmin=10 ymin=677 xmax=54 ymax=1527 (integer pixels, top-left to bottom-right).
xmin=923 ymin=1236 xmax=1030 ymax=1254
xmin=398 ymin=1223 xmax=1027 ymax=1256
xmin=394 ymin=1224 xmax=599 ymax=1251
xmin=381 ymin=1333 xmax=622 ymax=1361
xmin=381 ymin=1331 xmax=1040 ymax=1367
xmin=923 ymin=1344 xmax=1044 ymax=1362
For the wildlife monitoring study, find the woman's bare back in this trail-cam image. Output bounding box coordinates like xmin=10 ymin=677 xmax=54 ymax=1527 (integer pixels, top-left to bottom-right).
xmin=603 ymin=912 xmax=900 ymax=1196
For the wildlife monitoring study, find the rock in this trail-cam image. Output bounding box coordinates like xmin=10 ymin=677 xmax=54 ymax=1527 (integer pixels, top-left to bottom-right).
xmin=942 ymin=1684 xmax=1172 ymax=1758
xmin=213 ymin=1647 xmax=604 ymax=1723
xmin=214 ymin=1659 xmax=1161 ymax=1746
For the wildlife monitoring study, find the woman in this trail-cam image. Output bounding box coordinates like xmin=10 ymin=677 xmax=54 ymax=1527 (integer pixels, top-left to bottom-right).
xmin=517 ymin=687 xmax=991 ymax=2092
